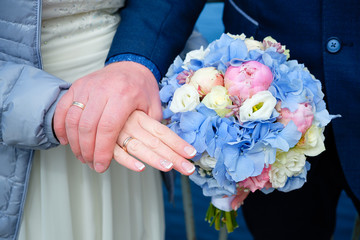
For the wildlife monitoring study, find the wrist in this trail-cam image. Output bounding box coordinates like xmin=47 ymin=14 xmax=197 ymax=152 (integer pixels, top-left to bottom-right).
xmin=106 ymin=54 xmax=162 ymax=82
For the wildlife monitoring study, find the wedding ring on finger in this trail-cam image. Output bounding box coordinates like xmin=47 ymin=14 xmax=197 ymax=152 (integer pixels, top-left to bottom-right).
xmin=72 ymin=101 xmax=85 ymax=110
xmin=122 ymin=136 xmax=134 ymax=153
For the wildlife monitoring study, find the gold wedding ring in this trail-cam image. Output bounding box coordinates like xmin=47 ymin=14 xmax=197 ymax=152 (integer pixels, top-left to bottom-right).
xmin=72 ymin=101 xmax=85 ymax=110
xmin=122 ymin=136 xmax=134 ymax=153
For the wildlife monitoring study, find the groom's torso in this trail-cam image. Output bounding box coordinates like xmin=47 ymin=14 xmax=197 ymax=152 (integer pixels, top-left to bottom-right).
xmin=223 ymin=0 xmax=360 ymax=200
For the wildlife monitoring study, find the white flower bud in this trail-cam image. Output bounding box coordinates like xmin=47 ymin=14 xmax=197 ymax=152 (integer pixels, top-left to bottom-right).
xmin=197 ymin=152 xmax=217 ymax=171
xmin=202 ymin=86 xmax=232 ymax=117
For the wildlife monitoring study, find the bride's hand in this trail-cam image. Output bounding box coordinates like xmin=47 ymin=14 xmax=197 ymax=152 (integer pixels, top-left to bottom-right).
xmin=113 ymin=111 xmax=197 ymax=175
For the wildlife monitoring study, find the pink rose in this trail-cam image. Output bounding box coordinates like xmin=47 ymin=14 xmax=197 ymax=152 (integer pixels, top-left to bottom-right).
xmin=187 ymin=67 xmax=224 ymax=96
xmin=238 ymin=167 xmax=271 ymax=193
xmin=224 ymin=61 xmax=273 ymax=101
xmin=278 ymin=103 xmax=314 ymax=134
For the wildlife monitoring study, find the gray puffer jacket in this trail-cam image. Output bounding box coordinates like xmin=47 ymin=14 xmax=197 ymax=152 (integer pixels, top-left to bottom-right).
xmin=0 ymin=0 xmax=71 ymax=239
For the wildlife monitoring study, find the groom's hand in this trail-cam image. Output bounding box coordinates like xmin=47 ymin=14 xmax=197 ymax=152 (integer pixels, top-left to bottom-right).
xmin=53 ymin=61 xmax=162 ymax=172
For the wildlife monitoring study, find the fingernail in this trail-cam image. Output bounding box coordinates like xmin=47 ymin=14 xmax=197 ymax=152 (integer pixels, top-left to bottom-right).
xmin=86 ymin=162 xmax=93 ymax=169
xmin=135 ymin=162 xmax=145 ymax=171
xmin=77 ymin=156 xmax=85 ymax=163
xmin=160 ymin=159 xmax=173 ymax=169
xmin=58 ymin=137 xmax=67 ymax=145
xmin=182 ymin=161 xmax=195 ymax=174
xmin=184 ymin=146 xmax=197 ymax=157
xmin=95 ymin=163 xmax=105 ymax=172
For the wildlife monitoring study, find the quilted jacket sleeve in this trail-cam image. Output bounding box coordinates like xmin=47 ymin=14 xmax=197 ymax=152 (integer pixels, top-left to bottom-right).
xmin=0 ymin=60 xmax=71 ymax=150
xmin=107 ymin=0 xmax=207 ymax=77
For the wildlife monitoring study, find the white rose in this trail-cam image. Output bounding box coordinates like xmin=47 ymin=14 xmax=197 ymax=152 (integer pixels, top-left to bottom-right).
xmin=196 ymin=152 xmax=217 ymax=171
xmin=202 ymin=86 xmax=232 ymax=117
xmin=183 ymin=46 xmax=210 ymax=69
xmin=269 ymin=164 xmax=288 ymax=188
xmin=297 ymin=125 xmax=325 ymax=156
xmin=244 ymin=38 xmax=265 ymax=51
xmin=169 ymin=84 xmax=200 ymax=113
xmin=276 ymin=149 xmax=306 ymax=177
xmin=270 ymin=149 xmax=306 ymax=188
xmin=239 ymin=91 xmax=277 ymax=122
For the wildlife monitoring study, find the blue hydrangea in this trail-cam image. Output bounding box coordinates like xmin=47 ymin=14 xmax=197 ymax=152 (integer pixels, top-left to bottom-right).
xmin=190 ymin=168 xmax=236 ymax=197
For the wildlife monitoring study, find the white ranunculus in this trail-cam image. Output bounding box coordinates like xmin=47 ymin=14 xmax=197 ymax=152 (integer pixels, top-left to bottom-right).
xmin=197 ymin=152 xmax=218 ymax=171
xmin=202 ymin=86 xmax=232 ymax=117
xmin=239 ymin=91 xmax=277 ymax=122
xmin=297 ymin=125 xmax=325 ymax=157
xmin=183 ymin=46 xmax=210 ymax=69
xmin=169 ymin=84 xmax=200 ymax=113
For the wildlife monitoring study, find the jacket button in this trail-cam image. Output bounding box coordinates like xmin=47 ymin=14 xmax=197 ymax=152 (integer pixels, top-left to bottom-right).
xmin=326 ymin=37 xmax=341 ymax=53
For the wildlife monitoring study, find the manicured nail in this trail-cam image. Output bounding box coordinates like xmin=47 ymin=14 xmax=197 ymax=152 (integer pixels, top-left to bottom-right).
xmin=135 ymin=162 xmax=145 ymax=171
xmin=160 ymin=159 xmax=173 ymax=169
xmin=184 ymin=146 xmax=197 ymax=157
xmin=95 ymin=163 xmax=105 ymax=172
xmin=182 ymin=161 xmax=195 ymax=174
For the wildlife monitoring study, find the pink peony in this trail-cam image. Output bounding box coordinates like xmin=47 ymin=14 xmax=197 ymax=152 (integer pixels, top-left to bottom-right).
xmin=278 ymin=103 xmax=314 ymax=134
xmin=224 ymin=61 xmax=273 ymax=101
xmin=187 ymin=67 xmax=224 ymax=96
xmin=238 ymin=167 xmax=271 ymax=193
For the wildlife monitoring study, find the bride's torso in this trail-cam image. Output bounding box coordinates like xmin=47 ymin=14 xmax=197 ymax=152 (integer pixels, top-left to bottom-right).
xmin=41 ymin=0 xmax=125 ymax=82
xmin=19 ymin=2 xmax=165 ymax=239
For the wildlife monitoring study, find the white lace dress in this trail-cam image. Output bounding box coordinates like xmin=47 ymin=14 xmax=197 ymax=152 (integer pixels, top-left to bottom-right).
xmin=18 ymin=1 xmax=164 ymax=239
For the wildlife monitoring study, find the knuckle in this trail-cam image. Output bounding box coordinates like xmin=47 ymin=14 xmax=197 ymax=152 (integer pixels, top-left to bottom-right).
xmin=56 ymin=102 xmax=68 ymax=113
xmin=78 ymin=119 xmax=95 ymax=134
xmin=65 ymin=111 xmax=80 ymax=128
xmin=148 ymin=137 xmax=162 ymax=150
xmin=98 ymin=117 xmax=117 ymax=133
xmin=127 ymin=140 xmax=141 ymax=152
xmin=114 ymin=148 xmax=131 ymax=163
xmin=153 ymin=123 xmax=168 ymax=137
xmin=53 ymin=123 xmax=63 ymax=135
xmin=81 ymin=147 xmax=94 ymax=162
xmin=117 ymin=81 xmax=142 ymax=99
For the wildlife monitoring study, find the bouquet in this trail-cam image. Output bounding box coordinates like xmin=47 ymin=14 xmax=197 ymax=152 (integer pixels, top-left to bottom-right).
xmin=159 ymin=33 xmax=337 ymax=232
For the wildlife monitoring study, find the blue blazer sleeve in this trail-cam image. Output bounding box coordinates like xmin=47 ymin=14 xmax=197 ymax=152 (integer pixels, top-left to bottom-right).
xmin=107 ymin=0 xmax=206 ymax=77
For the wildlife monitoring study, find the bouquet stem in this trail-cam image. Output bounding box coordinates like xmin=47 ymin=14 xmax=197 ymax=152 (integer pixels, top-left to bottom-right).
xmin=205 ymin=203 xmax=239 ymax=233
